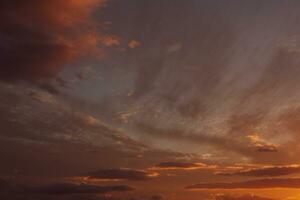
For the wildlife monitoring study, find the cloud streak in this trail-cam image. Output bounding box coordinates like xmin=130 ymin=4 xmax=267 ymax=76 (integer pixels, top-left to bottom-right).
xmin=21 ymin=183 xmax=133 ymax=195
xmin=186 ymin=178 xmax=300 ymax=189
xmin=0 ymin=179 xmax=133 ymax=196
xmin=77 ymin=168 xmax=159 ymax=181
xmin=214 ymin=194 xmax=275 ymax=200
xmin=151 ymin=162 xmax=215 ymax=170
xmin=216 ymin=165 xmax=300 ymax=177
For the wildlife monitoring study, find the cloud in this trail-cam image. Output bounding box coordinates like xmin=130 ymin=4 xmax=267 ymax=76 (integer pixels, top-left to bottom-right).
xmin=177 ymin=98 xmax=205 ymax=119
xmin=130 ymin=195 xmax=164 ymax=200
xmin=151 ymin=162 xmax=215 ymax=170
xmin=0 ymin=83 xmax=157 ymax=166
xmin=113 ymin=0 xmax=236 ymax=99
xmin=135 ymin=123 xmax=252 ymax=158
xmin=167 ymin=42 xmax=182 ymax=53
xmin=0 ymin=0 xmax=106 ymax=82
xmin=214 ymin=194 xmax=275 ymax=200
xmin=0 ymin=178 xmax=11 ymax=193
xmin=102 ymin=36 xmax=121 ymax=47
xmin=255 ymin=144 xmax=277 ymax=153
xmin=128 ymin=40 xmax=141 ymax=49
xmin=186 ymin=178 xmax=300 ymax=189
xmin=77 ymin=168 xmax=159 ymax=181
xmin=0 ymin=178 xmax=132 ymax=197
xmin=54 ymin=194 xmax=119 ymax=200
xmin=20 ymin=183 xmax=133 ymax=195
xmin=27 ymin=89 xmax=58 ymax=104
xmin=216 ymin=165 xmax=300 ymax=177
xmin=246 ymin=134 xmax=278 ymax=153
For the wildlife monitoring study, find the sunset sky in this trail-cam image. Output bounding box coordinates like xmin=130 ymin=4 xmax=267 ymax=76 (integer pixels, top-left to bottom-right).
xmin=2 ymin=1 xmax=300 ymax=200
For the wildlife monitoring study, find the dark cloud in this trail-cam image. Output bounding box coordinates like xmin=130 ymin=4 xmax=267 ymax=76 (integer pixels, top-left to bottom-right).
xmin=129 ymin=195 xmax=164 ymax=200
xmin=79 ymin=168 xmax=158 ymax=181
xmin=0 ymin=178 xmax=11 ymax=193
xmin=186 ymin=178 xmax=300 ymax=189
xmin=38 ymin=82 xmax=61 ymax=95
xmin=20 ymin=183 xmax=133 ymax=195
xmin=0 ymin=0 xmax=105 ymax=82
xmin=49 ymin=194 xmax=118 ymax=200
xmin=149 ymin=195 xmax=164 ymax=200
xmin=255 ymin=144 xmax=277 ymax=153
xmin=214 ymin=194 xmax=275 ymax=200
xmin=152 ymin=162 xmax=213 ymax=170
xmin=0 ymin=179 xmax=132 ymax=200
xmin=216 ymin=165 xmax=300 ymax=177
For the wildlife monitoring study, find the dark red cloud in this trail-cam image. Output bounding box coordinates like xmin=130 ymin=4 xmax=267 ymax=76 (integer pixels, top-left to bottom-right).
xmin=0 ymin=0 xmax=105 ymax=82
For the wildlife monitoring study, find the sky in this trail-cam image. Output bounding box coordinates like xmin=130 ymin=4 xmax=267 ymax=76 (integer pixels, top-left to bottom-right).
xmin=2 ymin=0 xmax=300 ymax=200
